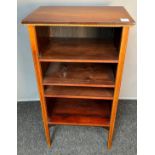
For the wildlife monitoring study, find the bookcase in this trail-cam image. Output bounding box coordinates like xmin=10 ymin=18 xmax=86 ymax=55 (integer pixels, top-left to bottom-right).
xmin=22 ymin=6 xmax=135 ymax=149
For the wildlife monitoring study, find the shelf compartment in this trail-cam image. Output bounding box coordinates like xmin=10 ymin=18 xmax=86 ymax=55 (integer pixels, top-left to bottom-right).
xmin=39 ymin=38 xmax=118 ymax=63
xmin=47 ymin=98 xmax=111 ymax=127
xmin=43 ymin=63 xmax=115 ymax=88
xmin=44 ymin=86 xmax=114 ymax=100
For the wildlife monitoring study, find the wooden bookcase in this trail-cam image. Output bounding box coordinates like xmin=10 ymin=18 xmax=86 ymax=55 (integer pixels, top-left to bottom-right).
xmin=22 ymin=6 xmax=135 ymax=149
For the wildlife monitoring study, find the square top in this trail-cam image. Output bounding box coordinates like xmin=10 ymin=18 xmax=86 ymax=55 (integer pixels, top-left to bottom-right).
xmin=22 ymin=6 xmax=135 ymax=26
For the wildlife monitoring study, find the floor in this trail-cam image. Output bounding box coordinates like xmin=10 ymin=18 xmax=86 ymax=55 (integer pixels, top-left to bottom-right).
xmin=17 ymin=100 xmax=137 ymax=155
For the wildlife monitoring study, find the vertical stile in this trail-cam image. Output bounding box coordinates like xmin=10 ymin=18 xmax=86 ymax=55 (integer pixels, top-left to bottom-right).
xmin=108 ymin=27 xmax=129 ymax=149
xmin=27 ymin=25 xmax=51 ymax=147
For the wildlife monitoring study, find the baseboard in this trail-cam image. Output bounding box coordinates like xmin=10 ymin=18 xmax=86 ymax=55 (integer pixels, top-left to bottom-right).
xmin=119 ymin=97 xmax=137 ymax=100
xmin=17 ymin=98 xmax=39 ymax=102
xmin=17 ymin=98 xmax=137 ymax=103
xmin=17 ymin=96 xmax=136 ymax=102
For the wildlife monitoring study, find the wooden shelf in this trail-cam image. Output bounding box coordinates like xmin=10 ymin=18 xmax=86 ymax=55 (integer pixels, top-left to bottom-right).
xmin=47 ymin=99 xmax=111 ymax=127
xmin=44 ymin=86 xmax=114 ymax=100
xmin=39 ymin=38 xmax=118 ymax=63
xmin=43 ymin=63 xmax=115 ymax=88
xmin=22 ymin=6 xmax=134 ymax=148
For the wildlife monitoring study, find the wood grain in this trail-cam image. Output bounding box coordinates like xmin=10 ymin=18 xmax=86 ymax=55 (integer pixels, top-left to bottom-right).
xmin=108 ymin=27 xmax=129 ymax=149
xmin=47 ymin=99 xmax=111 ymax=127
xmin=48 ymin=115 xmax=110 ymax=127
xmin=49 ymin=27 xmax=114 ymax=39
xmin=39 ymin=38 xmax=118 ymax=63
xmin=27 ymin=26 xmax=51 ymax=147
xmin=22 ymin=6 xmax=135 ymax=26
xmin=43 ymin=63 xmax=115 ymax=88
xmin=44 ymin=86 xmax=114 ymax=100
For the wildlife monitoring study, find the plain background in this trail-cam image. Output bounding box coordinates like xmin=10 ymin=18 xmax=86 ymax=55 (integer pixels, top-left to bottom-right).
xmin=17 ymin=0 xmax=137 ymax=101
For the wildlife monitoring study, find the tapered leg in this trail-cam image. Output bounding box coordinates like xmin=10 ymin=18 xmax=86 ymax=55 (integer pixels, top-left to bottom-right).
xmin=108 ymin=27 xmax=129 ymax=149
xmin=27 ymin=25 xmax=51 ymax=147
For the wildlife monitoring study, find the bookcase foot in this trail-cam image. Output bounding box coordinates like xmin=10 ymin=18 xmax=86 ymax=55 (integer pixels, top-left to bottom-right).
xmin=107 ymin=140 xmax=112 ymax=150
xmin=46 ymin=133 xmax=51 ymax=147
xmin=107 ymin=127 xmax=113 ymax=149
xmin=44 ymin=125 xmax=51 ymax=147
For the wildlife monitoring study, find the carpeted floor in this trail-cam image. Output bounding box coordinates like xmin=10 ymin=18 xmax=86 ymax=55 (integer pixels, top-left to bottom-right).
xmin=17 ymin=100 xmax=137 ymax=155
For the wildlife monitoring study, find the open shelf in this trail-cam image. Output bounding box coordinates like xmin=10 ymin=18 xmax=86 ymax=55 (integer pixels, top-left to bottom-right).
xmin=47 ymin=98 xmax=111 ymax=127
xmin=42 ymin=63 xmax=115 ymax=88
xmin=44 ymin=86 xmax=114 ymax=100
xmin=22 ymin=6 xmax=134 ymax=148
xmin=39 ymin=38 xmax=118 ymax=63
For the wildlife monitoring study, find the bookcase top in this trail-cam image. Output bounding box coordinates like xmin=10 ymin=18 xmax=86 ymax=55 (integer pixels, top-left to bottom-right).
xmin=22 ymin=6 xmax=135 ymax=26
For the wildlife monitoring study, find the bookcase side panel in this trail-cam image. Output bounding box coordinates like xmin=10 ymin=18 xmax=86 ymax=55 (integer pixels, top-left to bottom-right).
xmin=27 ymin=25 xmax=51 ymax=146
xmin=108 ymin=26 xmax=129 ymax=149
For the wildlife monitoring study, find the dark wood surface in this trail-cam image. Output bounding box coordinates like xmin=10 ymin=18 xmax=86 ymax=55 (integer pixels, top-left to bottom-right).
xmin=43 ymin=63 xmax=115 ymax=88
xmin=44 ymin=86 xmax=114 ymax=100
xmin=47 ymin=99 xmax=111 ymax=126
xmin=22 ymin=6 xmax=135 ymax=26
xmin=39 ymin=38 xmax=118 ymax=63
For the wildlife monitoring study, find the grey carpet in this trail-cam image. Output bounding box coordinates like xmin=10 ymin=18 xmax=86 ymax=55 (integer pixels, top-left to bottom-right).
xmin=17 ymin=100 xmax=137 ymax=155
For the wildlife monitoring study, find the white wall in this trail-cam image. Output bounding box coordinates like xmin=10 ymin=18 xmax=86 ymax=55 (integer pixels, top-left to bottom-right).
xmin=17 ymin=0 xmax=137 ymax=101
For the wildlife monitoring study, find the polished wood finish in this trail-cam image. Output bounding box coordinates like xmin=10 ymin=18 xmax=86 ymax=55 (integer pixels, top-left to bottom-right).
xmin=47 ymin=99 xmax=111 ymax=127
xmin=22 ymin=6 xmax=135 ymax=26
xmin=108 ymin=27 xmax=129 ymax=149
xmin=43 ymin=63 xmax=115 ymax=88
xmin=49 ymin=115 xmax=110 ymax=127
xmin=22 ymin=6 xmax=134 ymax=149
xmin=27 ymin=26 xmax=51 ymax=147
xmin=44 ymin=86 xmax=114 ymax=100
xmin=39 ymin=38 xmax=118 ymax=63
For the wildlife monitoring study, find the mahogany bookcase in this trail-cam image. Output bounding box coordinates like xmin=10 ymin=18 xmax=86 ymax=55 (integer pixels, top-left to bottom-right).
xmin=22 ymin=6 xmax=135 ymax=149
